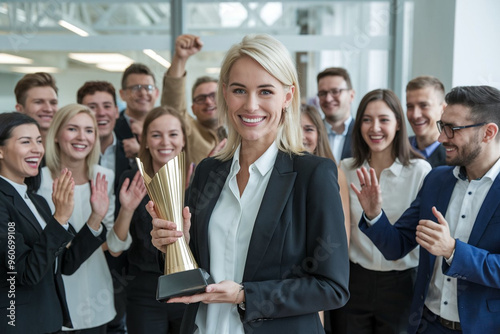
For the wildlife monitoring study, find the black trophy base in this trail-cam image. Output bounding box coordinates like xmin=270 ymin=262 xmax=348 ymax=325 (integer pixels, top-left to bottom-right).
xmin=156 ymin=268 xmax=215 ymax=302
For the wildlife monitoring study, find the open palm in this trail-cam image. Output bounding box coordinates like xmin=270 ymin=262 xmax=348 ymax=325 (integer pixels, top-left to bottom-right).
xmin=119 ymin=170 xmax=147 ymax=210
xmin=90 ymin=172 xmax=110 ymax=220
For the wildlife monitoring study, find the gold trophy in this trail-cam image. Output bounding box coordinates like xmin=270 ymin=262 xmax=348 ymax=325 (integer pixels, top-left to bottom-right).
xmin=136 ymin=152 xmax=214 ymax=301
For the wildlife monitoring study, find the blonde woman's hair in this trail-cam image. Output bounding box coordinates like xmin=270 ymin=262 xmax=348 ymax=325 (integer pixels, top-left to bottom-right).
xmin=45 ymin=104 xmax=100 ymax=180
xmin=216 ymin=34 xmax=304 ymax=161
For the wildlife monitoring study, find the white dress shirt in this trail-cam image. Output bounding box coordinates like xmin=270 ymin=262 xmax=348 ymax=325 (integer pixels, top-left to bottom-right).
xmin=425 ymin=157 xmax=500 ymax=321
xmin=194 ymin=143 xmax=278 ymax=334
xmin=99 ymin=132 xmax=117 ymax=173
xmin=324 ymin=116 xmax=352 ymax=163
xmin=38 ymin=165 xmax=130 ymax=330
xmin=341 ymin=158 xmax=431 ymax=271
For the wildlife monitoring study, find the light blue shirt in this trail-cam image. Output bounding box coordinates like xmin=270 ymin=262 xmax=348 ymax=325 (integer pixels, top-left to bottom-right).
xmin=410 ymin=137 xmax=441 ymax=159
xmin=324 ymin=116 xmax=352 ymax=162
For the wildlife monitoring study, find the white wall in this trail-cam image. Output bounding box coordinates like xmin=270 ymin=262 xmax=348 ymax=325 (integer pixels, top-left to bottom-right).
xmin=410 ymin=0 xmax=456 ymax=92
xmin=452 ymin=0 xmax=500 ymax=89
xmin=0 ymin=73 xmax=23 ymax=113
xmin=411 ymin=0 xmax=500 ymax=91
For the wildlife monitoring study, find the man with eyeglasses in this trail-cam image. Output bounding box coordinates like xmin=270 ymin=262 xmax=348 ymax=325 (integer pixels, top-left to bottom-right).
xmin=161 ymin=34 xmax=226 ymax=167
xmin=355 ymin=85 xmax=500 ymax=333
xmin=116 ymin=63 xmax=160 ymax=159
xmin=406 ymin=76 xmax=447 ymax=167
xmin=316 ymin=67 xmax=356 ymax=162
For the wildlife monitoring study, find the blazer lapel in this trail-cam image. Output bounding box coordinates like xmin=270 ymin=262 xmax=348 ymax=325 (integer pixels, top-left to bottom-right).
xmin=434 ymin=170 xmax=456 ymax=218
xmin=468 ymin=174 xmax=500 ymax=245
xmin=243 ymin=152 xmax=297 ymax=281
xmin=0 ymin=178 xmax=43 ymax=235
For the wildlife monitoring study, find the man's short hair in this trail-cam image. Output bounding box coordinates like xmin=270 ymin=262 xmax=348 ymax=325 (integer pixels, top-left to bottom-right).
xmin=121 ymin=63 xmax=156 ymax=89
xmin=77 ymin=81 xmax=117 ymax=106
xmin=191 ymin=76 xmax=218 ymax=99
xmin=14 ymin=72 xmax=58 ymax=106
xmin=316 ymin=67 xmax=352 ymax=90
xmin=406 ymin=75 xmax=445 ymax=101
xmin=446 ymin=86 xmax=500 ymax=127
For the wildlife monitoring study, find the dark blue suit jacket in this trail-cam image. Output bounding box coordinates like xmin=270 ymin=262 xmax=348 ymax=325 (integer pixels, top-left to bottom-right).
xmin=180 ymin=151 xmax=350 ymax=334
xmin=359 ymin=166 xmax=500 ymax=333
xmin=0 ymin=178 xmax=106 ymax=333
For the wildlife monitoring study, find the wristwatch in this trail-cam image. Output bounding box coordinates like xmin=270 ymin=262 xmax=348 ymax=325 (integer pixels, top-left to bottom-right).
xmin=237 ymin=283 xmax=246 ymax=311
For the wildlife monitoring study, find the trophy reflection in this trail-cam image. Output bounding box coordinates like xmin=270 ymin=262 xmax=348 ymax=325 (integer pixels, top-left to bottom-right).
xmin=136 ymin=153 xmax=214 ymax=301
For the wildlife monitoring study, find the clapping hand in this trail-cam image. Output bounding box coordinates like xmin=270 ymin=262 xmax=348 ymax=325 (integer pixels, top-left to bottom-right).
xmin=119 ymin=170 xmax=147 ymax=210
xmin=87 ymin=172 xmax=109 ymax=230
xmin=52 ymin=168 xmax=75 ymax=225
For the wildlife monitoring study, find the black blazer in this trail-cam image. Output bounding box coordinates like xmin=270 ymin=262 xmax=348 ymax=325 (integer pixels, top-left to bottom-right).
xmin=181 ymin=151 xmax=350 ymax=334
xmin=112 ymin=113 xmax=137 ymax=212
xmin=0 ymin=178 xmax=106 ymax=334
xmin=114 ymin=110 xmax=134 ymax=142
xmin=340 ymin=120 xmax=354 ymax=160
xmin=112 ymin=136 xmax=134 ymax=215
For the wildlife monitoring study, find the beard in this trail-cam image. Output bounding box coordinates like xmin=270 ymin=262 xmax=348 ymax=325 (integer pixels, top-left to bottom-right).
xmin=444 ymin=132 xmax=482 ymax=166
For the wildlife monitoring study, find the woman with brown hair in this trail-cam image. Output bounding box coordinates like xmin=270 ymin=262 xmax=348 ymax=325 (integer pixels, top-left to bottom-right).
xmin=339 ymin=89 xmax=431 ymax=333
xmin=301 ymin=104 xmax=350 ymax=241
xmin=119 ymin=105 xmax=188 ymax=334
xmin=0 ymin=112 xmax=106 ymax=333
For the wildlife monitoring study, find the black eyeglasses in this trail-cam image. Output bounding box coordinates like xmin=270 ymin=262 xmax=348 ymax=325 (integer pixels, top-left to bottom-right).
xmin=193 ymin=92 xmax=216 ymax=105
xmin=317 ymin=88 xmax=349 ymax=99
xmin=436 ymin=120 xmax=487 ymax=139
xmin=125 ymin=84 xmax=156 ymax=93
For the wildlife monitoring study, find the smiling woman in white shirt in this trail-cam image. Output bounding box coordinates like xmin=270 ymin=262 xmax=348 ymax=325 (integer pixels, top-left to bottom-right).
xmin=0 ymin=112 xmax=107 ymax=334
xmin=148 ymin=34 xmax=350 ymax=334
xmin=338 ymin=89 xmax=431 ymax=334
xmin=37 ymin=104 xmax=145 ymax=333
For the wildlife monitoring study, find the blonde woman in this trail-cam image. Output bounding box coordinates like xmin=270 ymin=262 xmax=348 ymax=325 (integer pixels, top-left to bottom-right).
xmin=149 ymin=34 xmax=349 ymax=334
xmin=38 ymin=104 xmax=145 ymax=332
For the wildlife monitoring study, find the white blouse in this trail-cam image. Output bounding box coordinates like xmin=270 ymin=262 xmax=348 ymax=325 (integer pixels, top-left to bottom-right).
xmin=340 ymin=158 xmax=431 ymax=271
xmin=194 ymin=143 xmax=278 ymax=334
xmin=38 ymin=165 xmax=130 ymax=330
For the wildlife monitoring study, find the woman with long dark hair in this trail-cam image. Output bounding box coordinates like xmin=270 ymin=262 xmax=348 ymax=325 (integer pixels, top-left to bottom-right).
xmin=0 ymin=112 xmax=106 ymax=334
xmin=339 ymin=89 xmax=431 ymax=333
xmin=120 ymin=105 xmax=188 ymax=334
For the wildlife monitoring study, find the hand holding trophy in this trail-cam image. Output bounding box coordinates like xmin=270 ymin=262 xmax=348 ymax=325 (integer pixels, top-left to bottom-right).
xmin=137 ymin=152 xmax=214 ymax=301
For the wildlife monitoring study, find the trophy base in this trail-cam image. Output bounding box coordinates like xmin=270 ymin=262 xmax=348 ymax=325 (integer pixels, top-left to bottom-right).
xmin=156 ymin=268 xmax=215 ymax=302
